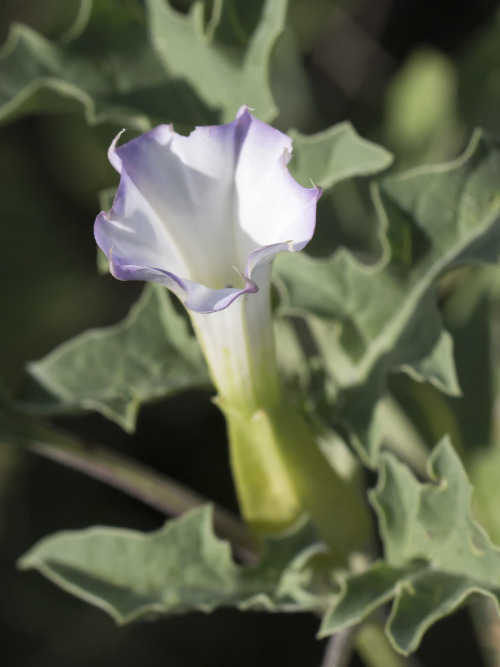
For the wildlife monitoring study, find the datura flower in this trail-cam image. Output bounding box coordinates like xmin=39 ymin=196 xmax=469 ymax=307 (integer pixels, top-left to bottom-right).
xmin=95 ymin=108 xmax=370 ymax=557
xmin=95 ymin=106 xmax=320 ymax=408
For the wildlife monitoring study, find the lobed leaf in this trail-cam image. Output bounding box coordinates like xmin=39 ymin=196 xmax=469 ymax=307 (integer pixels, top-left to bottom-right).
xmin=0 ymin=2 xmax=214 ymax=129
xmin=19 ymin=506 xmax=327 ymax=623
xmin=289 ymin=123 xmax=393 ymax=191
xmin=0 ymin=0 xmax=295 ymax=132
xmin=145 ymin=0 xmax=287 ymax=123
xmin=28 ymin=284 xmax=210 ymax=432
xmin=276 ymin=131 xmax=500 ymax=463
xmin=320 ymin=439 xmax=500 ymax=654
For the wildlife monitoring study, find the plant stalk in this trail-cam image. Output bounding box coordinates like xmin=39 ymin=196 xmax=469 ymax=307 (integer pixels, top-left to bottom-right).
xmin=1 ymin=409 xmax=258 ymax=561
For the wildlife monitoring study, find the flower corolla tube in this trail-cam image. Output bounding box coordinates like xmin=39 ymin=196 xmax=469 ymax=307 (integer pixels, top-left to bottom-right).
xmin=95 ymin=108 xmax=371 ymax=551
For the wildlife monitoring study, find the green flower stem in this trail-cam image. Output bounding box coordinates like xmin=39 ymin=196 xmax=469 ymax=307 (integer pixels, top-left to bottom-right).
xmin=191 ymin=280 xmax=372 ymax=561
xmin=0 ymin=409 xmax=258 ymax=562
xmin=223 ymin=394 xmax=373 ymax=563
xmin=355 ymin=622 xmax=412 ymax=667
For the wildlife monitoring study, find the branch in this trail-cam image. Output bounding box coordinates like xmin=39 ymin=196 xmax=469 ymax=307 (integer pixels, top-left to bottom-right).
xmin=1 ymin=409 xmax=258 ymax=562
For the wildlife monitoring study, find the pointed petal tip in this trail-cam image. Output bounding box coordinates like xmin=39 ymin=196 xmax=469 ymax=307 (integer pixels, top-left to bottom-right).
xmin=183 ymin=278 xmax=259 ymax=314
xmin=236 ymin=104 xmax=253 ymax=119
xmin=100 ymin=246 xmax=261 ymax=316
xmin=96 ymin=105 xmax=320 ymax=314
xmin=312 ymin=182 xmax=322 ymax=201
xmin=108 ymin=129 xmax=127 ymax=172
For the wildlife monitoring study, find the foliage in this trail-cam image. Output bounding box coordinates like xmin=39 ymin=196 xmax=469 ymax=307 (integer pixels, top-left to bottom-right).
xmin=276 ymin=130 xmax=500 ymax=465
xmin=20 ymin=507 xmax=327 ymax=622
xmin=2 ymin=1 xmax=500 ymax=666
xmin=321 ymin=439 xmax=500 ymax=654
xmin=28 ymin=284 xmax=210 ymax=432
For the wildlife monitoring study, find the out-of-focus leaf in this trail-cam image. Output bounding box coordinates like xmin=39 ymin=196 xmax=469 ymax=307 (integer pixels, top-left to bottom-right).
xmin=0 ymin=0 xmax=89 ymax=44
xmin=289 ymin=123 xmax=393 ymax=190
xmin=276 ymin=131 xmax=500 ymax=464
xmin=211 ymin=0 xmax=264 ymax=47
xmin=269 ymin=26 xmax=317 ymax=132
xmin=145 ymin=0 xmax=288 ymax=122
xmin=285 ymin=124 xmax=392 ymax=259
xmin=28 ymin=284 xmax=210 ymax=432
xmin=320 ymin=439 xmax=500 ymax=655
xmin=307 ymin=179 xmax=385 ymax=260
xmin=399 ymin=330 xmax=460 ymax=396
xmin=19 ymin=506 xmax=327 ymax=623
xmin=441 ymin=265 xmax=495 ymax=451
xmin=0 ymin=0 xmax=297 ymax=128
xmin=0 ymin=3 xmax=214 ymax=129
xmin=58 ymin=0 xmax=92 ymax=42
xmin=384 ymin=48 xmax=461 ymax=165
xmin=458 ymin=11 xmax=500 ymax=136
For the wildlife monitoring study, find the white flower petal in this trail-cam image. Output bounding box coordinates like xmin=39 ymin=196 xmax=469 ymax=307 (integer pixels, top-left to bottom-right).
xmin=94 ymin=107 xmax=320 ymax=314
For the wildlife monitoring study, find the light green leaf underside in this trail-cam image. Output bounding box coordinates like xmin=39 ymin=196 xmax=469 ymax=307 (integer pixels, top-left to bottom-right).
xmin=28 ymin=284 xmax=210 ymax=432
xmin=320 ymin=439 xmax=500 ymax=654
xmin=19 ymin=506 xmax=326 ymax=623
xmin=289 ymin=123 xmax=393 ymax=190
xmin=276 ymin=131 xmax=500 ymax=464
xmin=145 ymin=0 xmax=287 ymax=123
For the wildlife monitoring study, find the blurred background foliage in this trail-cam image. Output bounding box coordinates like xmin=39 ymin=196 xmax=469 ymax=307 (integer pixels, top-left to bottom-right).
xmin=1 ymin=0 xmax=500 ymax=665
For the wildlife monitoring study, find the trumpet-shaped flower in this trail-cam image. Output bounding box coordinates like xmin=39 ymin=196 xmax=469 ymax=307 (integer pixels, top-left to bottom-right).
xmin=95 ymin=107 xmax=320 ymax=409
xmin=95 ymin=106 xmax=320 ymax=315
xmin=94 ymin=108 xmax=370 ymax=552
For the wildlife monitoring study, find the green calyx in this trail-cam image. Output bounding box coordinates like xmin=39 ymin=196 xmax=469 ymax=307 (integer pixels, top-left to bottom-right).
xmin=221 ymin=393 xmax=373 ymax=564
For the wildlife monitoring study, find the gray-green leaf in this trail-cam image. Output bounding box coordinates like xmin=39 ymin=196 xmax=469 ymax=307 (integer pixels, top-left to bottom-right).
xmin=0 ymin=4 xmax=213 ymax=129
xmin=145 ymin=0 xmax=287 ymax=123
xmin=289 ymin=122 xmax=393 ymax=190
xmin=28 ymin=284 xmax=210 ymax=432
xmin=19 ymin=506 xmax=326 ymax=623
xmin=320 ymin=439 xmax=500 ymax=654
xmin=276 ymin=131 xmax=500 ymax=463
